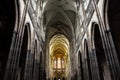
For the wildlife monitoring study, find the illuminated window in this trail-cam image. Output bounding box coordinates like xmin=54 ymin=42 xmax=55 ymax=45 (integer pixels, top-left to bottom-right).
xmin=54 ymin=60 xmax=57 ymax=68
xmin=57 ymin=58 xmax=61 ymax=68
xmin=53 ymin=58 xmax=65 ymax=71
xmin=62 ymin=59 xmax=65 ymax=68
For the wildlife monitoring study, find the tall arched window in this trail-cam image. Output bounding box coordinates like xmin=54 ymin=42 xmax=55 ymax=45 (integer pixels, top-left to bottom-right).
xmin=57 ymin=58 xmax=61 ymax=69
xmin=54 ymin=59 xmax=57 ymax=69
xmin=62 ymin=59 xmax=65 ymax=69
xmin=93 ymin=23 xmax=112 ymax=80
xmin=53 ymin=58 xmax=65 ymax=70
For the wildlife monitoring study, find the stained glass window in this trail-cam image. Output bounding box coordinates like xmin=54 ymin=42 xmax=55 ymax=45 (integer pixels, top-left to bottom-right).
xmin=57 ymin=58 xmax=61 ymax=68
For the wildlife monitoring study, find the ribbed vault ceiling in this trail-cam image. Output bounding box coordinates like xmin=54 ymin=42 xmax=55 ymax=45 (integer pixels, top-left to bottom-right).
xmin=49 ymin=34 xmax=69 ymax=58
xmin=44 ymin=0 xmax=77 ymax=46
xmin=43 ymin=0 xmax=77 ymax=30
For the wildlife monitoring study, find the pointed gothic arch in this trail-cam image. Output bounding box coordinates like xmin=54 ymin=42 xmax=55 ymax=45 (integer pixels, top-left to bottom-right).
xmin=104 ymin=0 xmax=120 ymax=63
xmin=17 ymin=23 xmax=31 ymax=80
xmin=0 ymin=0 xmax=19 ymax=79
xmin=92 ymin=23 xmax=112 ymax=80
xmin=83 ymin=39 xmax=92 ymax=80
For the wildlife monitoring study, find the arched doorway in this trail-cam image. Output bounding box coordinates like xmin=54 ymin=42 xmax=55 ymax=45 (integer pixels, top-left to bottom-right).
xmin=17 ymin=25 xmax=29 ymax=80
xmin=93 ymin=24 xmax=112 ymax=80
xmin=0 ymin=0 xmax=16 ymax=79
xmin=107 ymin=0 xmax=120 ymax=63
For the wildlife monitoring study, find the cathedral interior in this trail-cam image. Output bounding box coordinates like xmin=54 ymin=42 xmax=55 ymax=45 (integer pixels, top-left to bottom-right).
xmin=0 ymin=0 xmax=120 ymax=80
